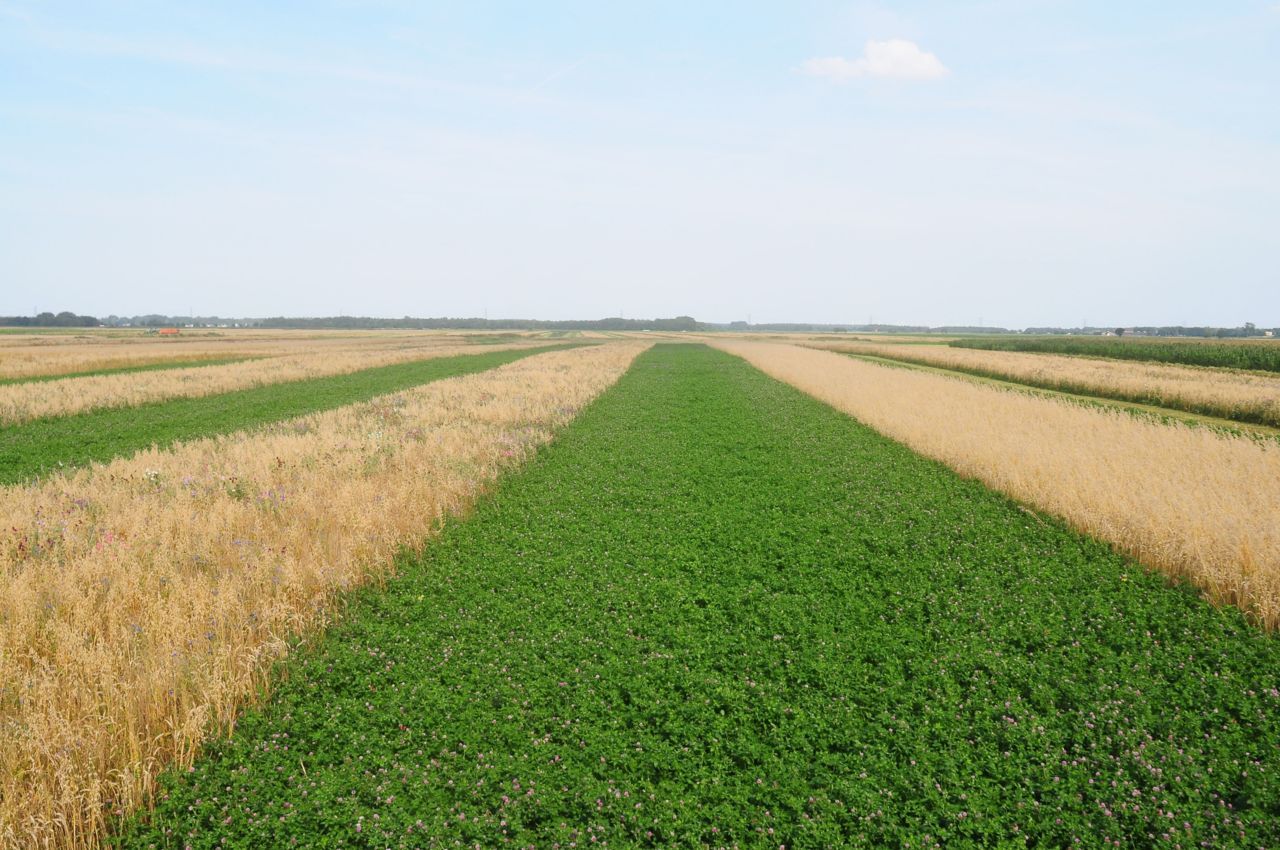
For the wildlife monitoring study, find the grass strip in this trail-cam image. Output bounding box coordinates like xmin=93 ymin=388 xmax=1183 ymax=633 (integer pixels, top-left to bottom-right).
xmin=953 ymin=335 xmax=1280 ymax=373
xmin=116 ymin=344 xmax=1280 ymax=849
xmin=0 ymin=345 xmax=572 ymax=485
xmin=0 ymin=356 xmax=260 ymax=387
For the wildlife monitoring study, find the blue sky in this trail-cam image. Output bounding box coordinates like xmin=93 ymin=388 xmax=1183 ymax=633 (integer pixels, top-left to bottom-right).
xmin=1 ymin=1 xmax=1277 ymax=326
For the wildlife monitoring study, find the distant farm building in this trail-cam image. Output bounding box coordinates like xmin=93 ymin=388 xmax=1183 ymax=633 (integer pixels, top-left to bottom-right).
xmin=158 ymin=327 xmax=180 ymax=336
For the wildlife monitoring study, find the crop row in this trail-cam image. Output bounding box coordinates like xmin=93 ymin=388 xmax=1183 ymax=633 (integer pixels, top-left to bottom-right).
xmin=117 ymin=344 xmax=1280 ymax=849
xmin=714 ymin=340 xmax=1280 ymax=627
xmin=0 ymin=342 xmax=647 ymax=849
xmin=0 ymin=345 xmax=570 ymax=485
xmin=0 ymin=343 xmax=261 ymax=381
xmin=0 ymin=329 xmax=515 ymax=380
xmin=0 ymin=356 xmax=262 ymax=386
xmin=804 ymin=339 xmax=1280 ymax=430
xmin=953 ymin=335 xmax=1280 ymax=372
xmin=0 ymin=336 xmax=551 ymax=425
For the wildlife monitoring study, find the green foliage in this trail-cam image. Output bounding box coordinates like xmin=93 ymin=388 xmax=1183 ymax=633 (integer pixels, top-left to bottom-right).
xmin=954 ymin=336 xmax=1280 ymax=372
xmin=0 ymin=346 xmax=570 ymax=485
xmin=114 ymin=345 xmax=1280 ymax=848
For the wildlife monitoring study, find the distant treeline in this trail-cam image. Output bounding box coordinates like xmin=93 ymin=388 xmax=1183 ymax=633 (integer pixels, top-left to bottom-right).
xmin=76 ymin=315 xmax=702 ymax=331
xmin=4 ymin=313 xmax=1274 ymax=337
xmin=1023 ymin=325 xmax=1274 ymax=338
xmin=708 ymin=322 xmax=1014 ymax=334
xmin=255 ymin=315 xmax=703 ymax=332
xmin=1 ymin=311 xmax=101 ymax=327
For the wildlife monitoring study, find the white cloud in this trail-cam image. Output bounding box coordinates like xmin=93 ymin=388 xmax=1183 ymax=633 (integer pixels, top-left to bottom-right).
xmin=803 ymin=39 xmax=950 ymax=82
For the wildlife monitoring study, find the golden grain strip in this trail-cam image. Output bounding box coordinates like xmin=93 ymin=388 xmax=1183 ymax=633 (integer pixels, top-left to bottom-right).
xmin=0 ymin=330 xmax=514 ymax=380
xmin=0 ymin=340 xmax=550 ymax=424
xmin=0 ymin=341 xmax=649 ymax=850
xmin=804 ymin=339 xmax=1280 ymax=427
xmin=711 ymin=340 xmax=1280 ymax=625
xmin=0 ymin=351 xmax=261 ymax=379
xmin=0 ymin=339 xmax=273 ymax=379
xmin=0 ymin=330 xmax=530 ymax=380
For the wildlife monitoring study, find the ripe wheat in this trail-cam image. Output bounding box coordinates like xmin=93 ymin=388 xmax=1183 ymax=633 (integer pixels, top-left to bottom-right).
xmin=0 ymin=342 xmax=648 ymax=849
xmin=0 ymin=330 xmax=534 ymax=381
xmin=0 ymin=339 xmax=548 ymax=424
xmin=807 ymin=339 xmax=1280 ymax=427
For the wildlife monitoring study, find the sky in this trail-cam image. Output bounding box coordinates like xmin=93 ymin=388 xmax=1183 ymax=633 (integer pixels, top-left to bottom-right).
xmin=1 ymin=1 xmax=1277 ymax=327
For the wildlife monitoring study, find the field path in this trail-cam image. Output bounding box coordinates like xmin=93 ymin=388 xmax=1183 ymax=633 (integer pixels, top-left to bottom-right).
xmin=118 ymin=344 xmax=1280 ymax=848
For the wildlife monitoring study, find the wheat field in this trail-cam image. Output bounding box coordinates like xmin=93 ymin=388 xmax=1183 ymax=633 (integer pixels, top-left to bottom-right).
xmin=0 ymin=338 xmax=270 ymax=379
xmin=805 ymin=338 xmax=1280 ymax=427
xmin=0 ymin=329 xmax=541 ymax=381
xmin=0 ymin=337 xmax=550 ymax=424
xmin=0 ymin=330 xmax=388 ymax=379
xmin=712 ymin=340 xmax=1280 ymax=626
xmin=0 ymin=341 xmax=647 ymax=849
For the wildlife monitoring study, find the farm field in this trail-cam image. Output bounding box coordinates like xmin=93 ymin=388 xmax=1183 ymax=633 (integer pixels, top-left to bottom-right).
xmin=0 ymin=356 xmax=262 ymax=386
xmin=802 ymin=338 xmax=1280 ymax=430
xmin=0 ymin=345 xmax=570 ymax=485
xmin=954 ymin=335 xmax=1280 ymax=373
xmin=713 ymin=341 xmax=1280 ymax=628
xmin=0 ymin=342 xmax=645 ymax=848
xmin=0 ymin=329 xmax=452 ymax=380
xmin=0 ymin=334 xmax=552 ymax=425
xmin=112 ymin=344 xmax=1280 ymax=849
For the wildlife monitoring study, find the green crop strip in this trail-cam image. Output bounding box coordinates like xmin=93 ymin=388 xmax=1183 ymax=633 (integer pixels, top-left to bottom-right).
xmin=953 ymin=336 xmax=1280 ymax=373
xmin=0 ymin=345 xmax=571 ymax=485
xmin=0 ymin=356 xmax=260 ymax=387
xmin=115 ymin=344 xmax=1280 ymax=848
